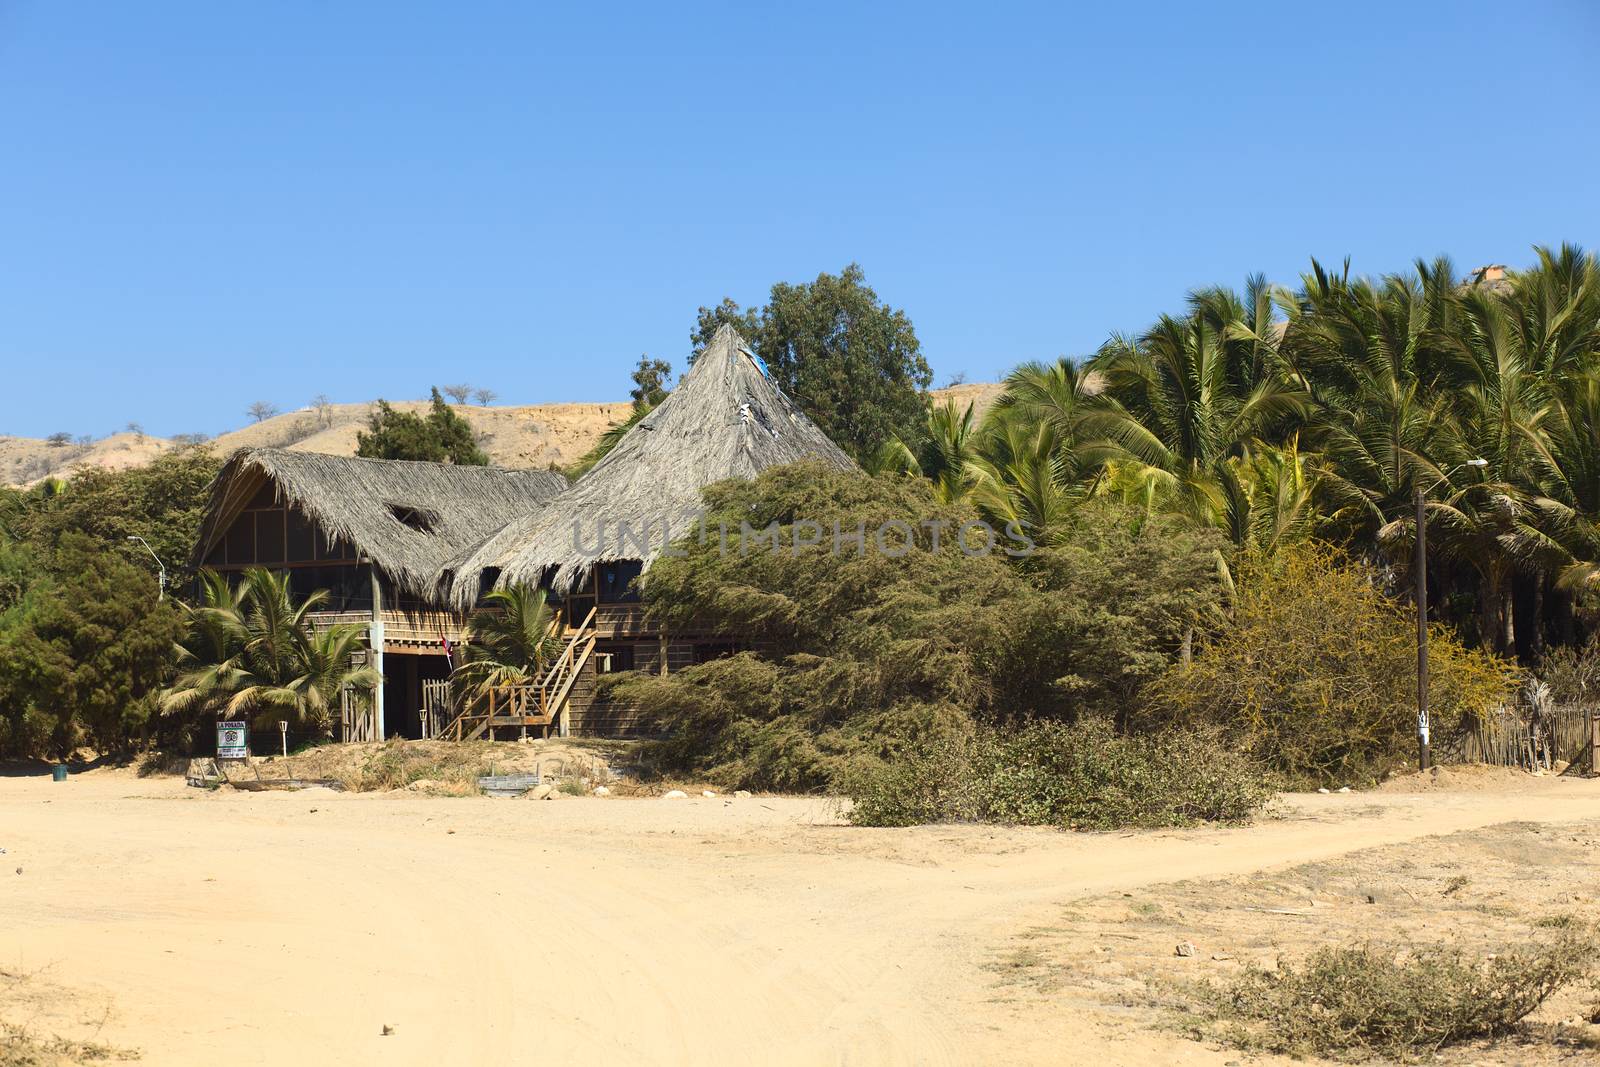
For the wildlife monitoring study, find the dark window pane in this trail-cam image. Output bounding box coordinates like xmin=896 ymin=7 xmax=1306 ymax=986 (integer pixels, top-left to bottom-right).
xmin=286 ymin=508 xmax=315 ymax=562
xmin=598 ymin=560 xmax=642 ymax=603
xmin=248 ymin=482 xmax=278 ymax=509
xmin=204 ymin=539 xmax=224 ymax=567
xmin=225 ymin=518 xmax=254 ymax=565
xmin=254 ymin=510 xmax=284 ymax=563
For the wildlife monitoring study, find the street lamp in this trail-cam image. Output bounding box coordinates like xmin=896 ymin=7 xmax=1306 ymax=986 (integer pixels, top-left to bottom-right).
xmin=125 ymin=535 xmax=167 ymax=600
xmin=1414 ymin=458 xmax=1488 ymax=772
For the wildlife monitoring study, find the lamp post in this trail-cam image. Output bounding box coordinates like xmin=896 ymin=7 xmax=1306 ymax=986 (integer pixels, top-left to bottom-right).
xmin=125 ymin=535 xmax=167 ymax=600
xmin=1414 ymin=459 xmax=1488 ymax=772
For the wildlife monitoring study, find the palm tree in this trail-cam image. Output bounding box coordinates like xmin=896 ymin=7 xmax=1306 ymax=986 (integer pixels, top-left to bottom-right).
xmin=163 ymin=568 xmax=380 ymax=735
xmin=1085 ymin=283 xmax=1305 ymax=529
xmin=451 ymin=584 xmax=563 ymax=707
xmin=875 ymin=399 xmax=988 ymax=504
xmin=968 ymin=416 xmax=1080 ymax=544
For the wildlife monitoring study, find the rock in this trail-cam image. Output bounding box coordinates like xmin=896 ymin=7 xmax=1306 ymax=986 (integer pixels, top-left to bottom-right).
xmin=662 ymin=789 xmax=688 ymax=800
xmin=592 ymin=786 xmax=610 ymax=797
xmin=1337 ymin=786 xmax=1351 ymax=794
xmin=734 ymin=790 xmax=752 ymax=799
xmin=1210 ymin=953 xmax=1233 ymax=961
xmin=1175 ymin=941 xmax=1197 ymax=957
xmin=701 ymin=790 xmax=718 ymax=798
xmin=380 ymin=1023 xmax=395 ymax=1036
xmin=1317 ymin=788 xmax=1331 ymax=794
xmin=526 ymin=784 xmax=555 ymax=801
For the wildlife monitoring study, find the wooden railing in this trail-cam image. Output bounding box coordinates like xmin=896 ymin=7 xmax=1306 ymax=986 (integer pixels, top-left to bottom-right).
xmin=437 ymin=607 xmax=598 ymax=742
xmin=309 ymin=608 xmax=473 ymax=644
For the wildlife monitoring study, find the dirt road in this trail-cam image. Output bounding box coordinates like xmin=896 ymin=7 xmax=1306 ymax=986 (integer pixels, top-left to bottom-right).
xmin=3 ymin=769 xmax=1599 ymax=1065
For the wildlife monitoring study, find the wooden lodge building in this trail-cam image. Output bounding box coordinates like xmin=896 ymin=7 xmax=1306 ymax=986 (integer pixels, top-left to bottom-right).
xmin=190 ymin=325 xmax=855 ymax=740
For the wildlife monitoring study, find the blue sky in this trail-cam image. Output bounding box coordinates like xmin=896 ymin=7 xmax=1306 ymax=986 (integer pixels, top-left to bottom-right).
xmin=1 ymin=1 xmax=1596 ymax=439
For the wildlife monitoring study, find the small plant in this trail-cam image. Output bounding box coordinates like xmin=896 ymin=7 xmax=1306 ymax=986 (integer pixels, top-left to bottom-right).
xmin=557 ymin=777 xmax=587 ymax=796
xmin=1187 ymin=931 xmax=1593 ymax=1059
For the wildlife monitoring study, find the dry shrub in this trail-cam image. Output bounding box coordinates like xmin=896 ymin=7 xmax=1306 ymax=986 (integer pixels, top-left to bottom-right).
xmin=1145 ymin=543 xmax=1519 ymax=785
xmin=1191 ymin=931 xmax=1592 ymax=1060
xmin=842 ymin=718 xmax=1272 ymax=830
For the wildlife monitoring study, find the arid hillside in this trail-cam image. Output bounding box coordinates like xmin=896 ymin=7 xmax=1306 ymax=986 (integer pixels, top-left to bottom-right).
xmin=1 ymin=384 xmax=1003 ymax=486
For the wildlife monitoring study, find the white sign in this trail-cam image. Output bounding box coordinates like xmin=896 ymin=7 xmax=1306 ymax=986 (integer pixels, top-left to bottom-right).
xmin=217 ymin=720 xmax=248 ymax=759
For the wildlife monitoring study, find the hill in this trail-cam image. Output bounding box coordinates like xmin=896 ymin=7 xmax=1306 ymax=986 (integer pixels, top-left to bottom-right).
xmin=0 ymin=384 xmax=1004 ymax=486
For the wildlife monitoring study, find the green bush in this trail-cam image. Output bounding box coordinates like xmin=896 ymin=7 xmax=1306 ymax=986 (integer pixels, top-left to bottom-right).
xmin=1191 ymin=932 xmax=1592 ymax=1060
xmin=842 ymin=719 xmax=1273 ymax=830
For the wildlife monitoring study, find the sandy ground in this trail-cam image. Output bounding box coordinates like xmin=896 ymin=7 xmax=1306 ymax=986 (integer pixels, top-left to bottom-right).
xmin=4 ymin=767 xmax=1600 ymax=1066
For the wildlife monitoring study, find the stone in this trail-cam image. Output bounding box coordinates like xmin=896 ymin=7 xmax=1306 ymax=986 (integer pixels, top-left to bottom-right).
xmin=662 ymin=789 xmax=688 ymax=800
xmin=701 ymin=790 xmax=718 ymax=798
xmin=526 ymin=784 xmax=555 ymax=801
xmin=734 ymin=790 xmax=752 ymax=799
xmin=1337 ymin=786 xmax=1351 ymax=794
xmin=1175 ymin=941 xmax=1197 ymax=957
xmin=592 ymin=786 xmax=611 ymax=796
xmin=1317 ymin=788 xmax=1331 ymax=794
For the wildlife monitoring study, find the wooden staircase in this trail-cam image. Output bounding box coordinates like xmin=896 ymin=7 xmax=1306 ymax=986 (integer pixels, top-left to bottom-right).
xmin=439 ymin=607 xmax=599 ymax=742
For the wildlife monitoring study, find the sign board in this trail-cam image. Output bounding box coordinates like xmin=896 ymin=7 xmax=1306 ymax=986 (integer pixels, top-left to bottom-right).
xmin=217 ymin=720 xmax=248 ymax=759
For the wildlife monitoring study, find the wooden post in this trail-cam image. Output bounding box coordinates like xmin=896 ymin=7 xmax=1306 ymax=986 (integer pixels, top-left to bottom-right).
xmin=369 ymin=562 xmax=385 ymax=741
xmin=1590 ymin=711 xmax=1600 ymax=776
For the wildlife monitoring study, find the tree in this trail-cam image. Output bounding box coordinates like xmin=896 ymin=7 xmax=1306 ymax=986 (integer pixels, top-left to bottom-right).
xmin=451 ymin=585 xmax=562 ymax=708
xmin=472 ymin=387 xmax=498 ymax=406
xmin=1087 ymin=281 xmax=1306 ymax=531
xmin=15 ymin=448 xmax=224 ymax=586
xmin=163 ymin=567 xmax=381 ymax=736
xmin=1145 ymin=543 xmax=1518 ymax=783
xmin=1 ymin=533 xmax=183 ymax=757
xmin=45 ymin=432 xmax=72 ymax=447
xmin=442 ymin=384 xmax=474 ymax=405
xmin=629 ymin=356 xmax=672 ymax=412
xmin=355 ymin=388 xmax=489 ymax=465
xmin=691 ymin=265 xmax=933 ymax=464
xmin=310 ymin=394 xmax=335 ymax=428
xmin=608 ymin=463 xmax=1223 ymax=789
xmin=246 ymin=401 xmax=280 ymax=423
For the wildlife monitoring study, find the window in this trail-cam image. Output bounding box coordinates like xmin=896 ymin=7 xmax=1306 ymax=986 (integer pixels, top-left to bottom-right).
xmin=388 ymin=504 xmax=439 ymax=534
xmin=598 ymin=559 xmax=643 ymax=603
xmin=286 ymin=508 xmax=315 ymax=562
xmin=597 ymin=643 xmax=635 ymax=673
xmin=254 ymin=510 xmax=285 ymax=563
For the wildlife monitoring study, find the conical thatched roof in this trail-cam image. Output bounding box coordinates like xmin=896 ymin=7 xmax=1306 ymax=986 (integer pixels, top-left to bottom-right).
xmin=446 ymin=324 xmax=855 ymax=603
xmin=193 ymin=449 xmax=569 ymax=601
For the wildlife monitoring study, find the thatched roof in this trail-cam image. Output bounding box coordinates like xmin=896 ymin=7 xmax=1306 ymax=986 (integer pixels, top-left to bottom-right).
xmin=193 ymin=449 xmax=568 ymax=600
xmin=446 ymin=324 xmax=855 ymax=603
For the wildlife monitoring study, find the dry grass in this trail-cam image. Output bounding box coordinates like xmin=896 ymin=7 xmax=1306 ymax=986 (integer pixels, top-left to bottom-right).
xmin=0 ymin=970 xmax=137 ymax=1066
xmin=984 ymin=819 xmax=1600 ymax=1065
xmin=247 ymin=737 xmax=628 ymax=795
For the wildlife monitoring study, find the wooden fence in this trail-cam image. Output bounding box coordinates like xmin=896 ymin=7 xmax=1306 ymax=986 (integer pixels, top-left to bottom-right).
xmin=1436 ymin=702 xmax=1599 ymax=772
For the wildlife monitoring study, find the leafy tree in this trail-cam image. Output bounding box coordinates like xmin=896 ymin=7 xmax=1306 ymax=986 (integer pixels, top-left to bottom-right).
xmin=608 ymin=464 xmax=1224 ymax=789
xmin=629 ymin=355 xmax=672 ymax=412
xmin=0 ymin=533 xmax=183 ymax=757
xmin=15 ymin=447 xmax=223 ymax=586
xmin=691 ymin=264 xmax=933 ymax=464
xmin=356 ymin=388 xmax=488 ymax=465
xmin=45 ymin=432 xmax=72 ymax=447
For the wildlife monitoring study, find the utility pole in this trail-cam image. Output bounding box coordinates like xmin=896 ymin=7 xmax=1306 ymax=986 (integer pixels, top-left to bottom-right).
xmin=125 ymin=535 xmax=167 ymax=600
xmin=1415 ymin=458 xmax=1486 ymax=774
xmin=1415 ymin=484 xmax=1430 ymax=772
